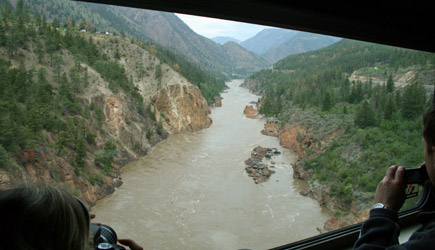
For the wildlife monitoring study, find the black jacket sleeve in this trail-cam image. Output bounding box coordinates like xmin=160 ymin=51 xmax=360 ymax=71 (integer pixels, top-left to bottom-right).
xmin=354 ymin=209 xmax=435 ymax=249
xmin=354 ymin=208 xmax=403 ymax=250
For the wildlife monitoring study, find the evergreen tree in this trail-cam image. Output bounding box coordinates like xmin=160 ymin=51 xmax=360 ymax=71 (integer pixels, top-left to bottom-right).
xmin=322 ymin=91 xmax=334 ymax=111
xmin=343 ymin=105 xmax=348 ymax=114
xmin=6 ymin=25 xmax=17 ymax=56
xmin=0 ymin=2 xmax=12 ymax=22
xmin=386 ymin=74 xmax=395 ymax=93
xmin=355 ymin=101 xmax=377 ymax=128
xmin=0 ymin=21 xmax=6 ymax=46
xmin=383 ymin=94 xmax=396 ymax=120
xmin=401 ymin=83 xmax=426 ymax=120
xmin=75 ymin=137 xmax=86 ymax=168
xmin=34 ymin=39 xmax=44 ymax=63
xmin=395 ymin=89 xmax=401 ymax=107
xmin=348 ymin=81 xmax=364 ymax=104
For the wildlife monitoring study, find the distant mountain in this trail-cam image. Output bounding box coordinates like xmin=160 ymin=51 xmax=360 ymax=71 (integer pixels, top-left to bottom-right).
xmin=1 ymin=0 xmax=268 ymax=77
xmin=212 ymin=36 xmax=241 ymax=45
xmin=114 ymin=7 xmax=268 ymax=76
xmin=240 ymin=28 xmax=298 ymax=55
xmin=262 ymin=32 xmax=341 ymax=63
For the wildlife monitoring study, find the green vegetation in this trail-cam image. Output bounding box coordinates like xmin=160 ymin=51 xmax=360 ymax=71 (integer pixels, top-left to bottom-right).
xmin=0 ymin=1 xmax=150 ymax=180
xmin=94 ymin=141 xmax=117 ymax=175
xmin=0 ymin=0 xmax=225 ymax=187
xmin=248 ymin=39 xmax=435 ymax=207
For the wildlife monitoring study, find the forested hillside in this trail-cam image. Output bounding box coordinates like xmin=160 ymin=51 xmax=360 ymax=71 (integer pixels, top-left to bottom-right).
xmin=0 ymin=0 xmax=223 ymax=204
xmin=245 ymin=39 xmax=435 ymax=224
xmin=0 ymin=0 xmax=268 ymax=77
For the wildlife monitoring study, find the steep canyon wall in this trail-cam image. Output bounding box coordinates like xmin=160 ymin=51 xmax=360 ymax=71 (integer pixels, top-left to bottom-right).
xmin=0 ymin=34 xmax=213 ymax=206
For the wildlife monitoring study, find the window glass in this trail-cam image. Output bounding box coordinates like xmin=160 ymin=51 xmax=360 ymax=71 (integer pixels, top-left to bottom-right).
xmin=1 ymin=1 xmax=433 ymax=249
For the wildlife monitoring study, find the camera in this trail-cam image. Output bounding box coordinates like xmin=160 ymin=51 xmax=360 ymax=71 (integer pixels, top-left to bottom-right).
xmin=91 ymin=224 xmax=126 ymax=250
xmin=404 ymin=165 xmax=428 ymax=184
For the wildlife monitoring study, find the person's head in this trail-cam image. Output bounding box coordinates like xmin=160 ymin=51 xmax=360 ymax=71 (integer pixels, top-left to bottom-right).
xmin=423 ymin=105 xmax=435 ymax=185
xmin=0 ymin=186 xmax=90 ymax=250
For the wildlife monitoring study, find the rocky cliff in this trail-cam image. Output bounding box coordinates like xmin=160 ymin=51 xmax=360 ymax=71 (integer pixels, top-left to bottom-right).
xmin=152 ymin=84 xmax=212 ymax=133
xmin=0 ymin=32 xmax=214 ymax=206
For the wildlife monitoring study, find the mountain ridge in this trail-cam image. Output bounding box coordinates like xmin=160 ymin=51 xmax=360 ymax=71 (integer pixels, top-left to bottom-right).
xmin=262 ymin=32 xmax=341 ymax=63
xmin=3 ymin=0 xmax=269 ymax=77
xmin=212 ymin=36 xmax=241 ymax=45
xmin=240 ymin=28 xmax=298 ymax=55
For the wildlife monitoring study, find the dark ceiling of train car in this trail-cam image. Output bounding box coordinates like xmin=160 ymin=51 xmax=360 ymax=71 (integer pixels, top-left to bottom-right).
xmin=76 ymin=0 xmax=435 ymax=53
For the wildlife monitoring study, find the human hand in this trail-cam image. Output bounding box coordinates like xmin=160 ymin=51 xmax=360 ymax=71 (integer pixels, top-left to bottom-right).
xmin=118 ymin=239 xmax=144 ymax=250
xmin=374 ymin=165 xmax=407 ymax=212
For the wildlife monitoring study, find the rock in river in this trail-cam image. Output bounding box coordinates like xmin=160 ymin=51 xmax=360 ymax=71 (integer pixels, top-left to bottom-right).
xmin=244 ymin=146 xmax=276 ymax=184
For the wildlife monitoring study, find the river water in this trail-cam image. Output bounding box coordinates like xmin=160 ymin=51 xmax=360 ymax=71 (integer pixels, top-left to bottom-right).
xmin=92 ymin=79 xmax=332 ymax=250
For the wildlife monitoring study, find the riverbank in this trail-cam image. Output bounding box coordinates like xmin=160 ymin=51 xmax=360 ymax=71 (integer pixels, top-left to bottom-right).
xmin=259 ymin=118 xmax=369 ymax=230
xmin=242 ymin=101 xmax=362 ymax=230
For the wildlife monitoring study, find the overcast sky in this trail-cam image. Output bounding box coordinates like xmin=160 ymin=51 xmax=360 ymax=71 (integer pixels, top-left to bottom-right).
xmin=175 ymin=13 xmax=272 ymax=41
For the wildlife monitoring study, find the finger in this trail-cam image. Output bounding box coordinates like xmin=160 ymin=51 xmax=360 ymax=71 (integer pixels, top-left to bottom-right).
xmin=420 ymin=162 xmax=426 ymax=168
xmin=119 ymin=239 xmax=143 ymax=250
xmin=395 ymin=166 xmax=405 ymax=184
xmin=386 ymin=165 xmax=398 ymax=180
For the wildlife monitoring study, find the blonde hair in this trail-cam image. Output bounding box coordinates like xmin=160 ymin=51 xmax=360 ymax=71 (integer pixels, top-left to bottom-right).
xmin=0 ymin=186 xmax=90 ymax=250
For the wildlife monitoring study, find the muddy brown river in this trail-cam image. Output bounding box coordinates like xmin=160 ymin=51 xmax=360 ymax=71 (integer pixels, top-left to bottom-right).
xmin=92 ymin=79 xmax=332 ymax=250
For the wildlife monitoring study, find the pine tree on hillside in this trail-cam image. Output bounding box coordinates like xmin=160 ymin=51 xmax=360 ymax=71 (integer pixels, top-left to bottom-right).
xmin=383 ymin=94 xmax=396 ymax=120
xmin=386 ymin=74 xmax=395 ymax=93
xmin=355 ymin=101 xmax=377 ymax=128
xmin=322 ymin=91 xmax=334 ymax=111
xmin=348 ymin=81 xmax=364 ymax=104
xmin=401 ymin=83 xmax=426 ymax=120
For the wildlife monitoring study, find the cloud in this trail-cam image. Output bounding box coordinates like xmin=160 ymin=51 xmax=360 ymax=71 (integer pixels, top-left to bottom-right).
xmin=175 ymin=13 xmax=271 ymax=41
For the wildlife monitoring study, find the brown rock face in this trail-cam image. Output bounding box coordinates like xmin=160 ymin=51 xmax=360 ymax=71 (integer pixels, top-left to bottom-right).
xmin=243 ymin=105 xmax=258 ymax=119
xmin=261 ymin=119 xmax=280 ymax=137
xmin=261 ymin=120 xmax=308 ymax=155
xmin=152 ymin=84 xmax=212 ymax=134
xmin=279 ymin=125 xmax=308 ymax=155
xmin=98 ymin=94 xmax=153 ymax=155
xmin=214 ymin=96 xmax=223 ymax=107
xmin=105 ymin=95 xmax=131 ymax=146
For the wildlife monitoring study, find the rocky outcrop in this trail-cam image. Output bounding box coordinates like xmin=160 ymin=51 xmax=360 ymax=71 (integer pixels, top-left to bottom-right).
xmin=152 ymin=84 xmax=212 ymax=134
xmin=103 ymin=95 xmax=151 ymax=156
xmin=262 ymin=119 xmax=342 ymax=158
xmin=244 ymin=146 xmax=279 ymax=184
xmin=243 ymin=105 xmax=258 ymax=119
xmin=213 ymin=96 xmax=223 ymax=107
xmin=261 ymin=120 xmax=309 ymax=155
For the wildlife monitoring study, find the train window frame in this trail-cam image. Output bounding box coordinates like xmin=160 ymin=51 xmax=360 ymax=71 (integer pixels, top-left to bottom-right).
xmin=73 ymin=1 xmax=434 ymax=249
xmin=270 ymin=184 xmax=434 ymax=250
